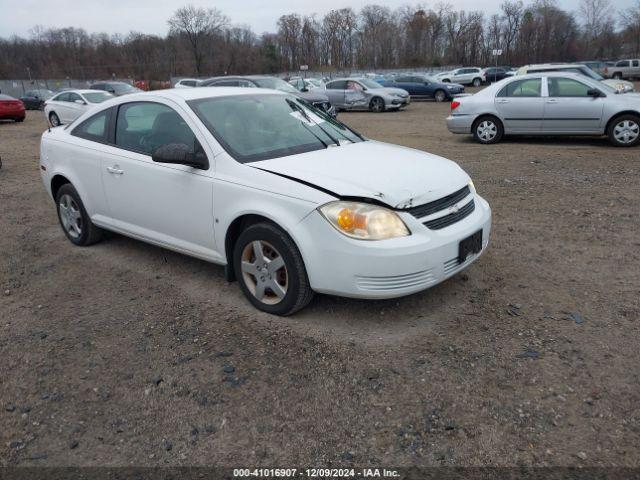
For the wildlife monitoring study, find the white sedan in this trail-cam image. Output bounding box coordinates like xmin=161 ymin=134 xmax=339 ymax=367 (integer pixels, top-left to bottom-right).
xmin=44 ymin=89 xmax=114 ymax=126
xmin=39 ymin=88 xmax=491 ymax=315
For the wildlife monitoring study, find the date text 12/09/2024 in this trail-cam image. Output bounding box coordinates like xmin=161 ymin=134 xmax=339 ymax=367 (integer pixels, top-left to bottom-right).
xmin=233 ymin=468 xmax=400 ymax=478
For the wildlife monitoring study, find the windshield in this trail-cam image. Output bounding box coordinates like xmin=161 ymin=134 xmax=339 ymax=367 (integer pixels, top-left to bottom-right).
xmin=577 ymin=67 xmax=604 ymax=80
xmin=113 ymin=83 xmax=140 ymax=94
xmin=188 ymin=94 xmax=364 ymax=163
xmin=307 ymin=79 xmax=323 ymax=87
xmin=253 ymin=78 xmax=299 ymax=94
xmin=359 ymin=79 xmax=383 ymax=89
xmin=83 ymin=92 xmax=114 ymax=103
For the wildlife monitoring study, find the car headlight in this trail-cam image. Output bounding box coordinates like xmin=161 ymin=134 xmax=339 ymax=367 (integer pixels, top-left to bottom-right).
xmin=319 ymin=201 xmax=410 ymax=240
xmin=446 ymin=85 xmax=455 ymax=89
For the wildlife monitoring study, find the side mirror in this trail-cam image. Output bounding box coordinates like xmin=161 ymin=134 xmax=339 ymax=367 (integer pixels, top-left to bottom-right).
xmin=587 ymin=88 xmax=604 ymax=98
xmin=152 ymin=143 xmax=209 ymax=170
xmin=107 ymin=89 xmax=116 ymax=94
xmin=300 ymin=86 xmax=309 ymax=92
xmin=75 ymin=99 xmax=86 ymax=105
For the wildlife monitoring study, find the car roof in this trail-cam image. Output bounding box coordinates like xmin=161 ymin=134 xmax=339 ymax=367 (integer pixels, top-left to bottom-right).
xmin=54 ymin=89 xmax=109 ymax=95
xmin=522 ymin=63 xmax=587 ymax=70
xmin=98 ymin=87 xmax=287 ymax=104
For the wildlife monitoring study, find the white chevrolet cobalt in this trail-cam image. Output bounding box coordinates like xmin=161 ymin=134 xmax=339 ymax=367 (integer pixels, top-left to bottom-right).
xmin=40 ymin=88 xmax=491 ymax=315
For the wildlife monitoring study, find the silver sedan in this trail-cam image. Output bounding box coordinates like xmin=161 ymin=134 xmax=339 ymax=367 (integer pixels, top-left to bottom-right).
xmin=446 ymin=72 xmax=640 ymax=147
xmin=324 ymin=78 xmax=410 ymax=112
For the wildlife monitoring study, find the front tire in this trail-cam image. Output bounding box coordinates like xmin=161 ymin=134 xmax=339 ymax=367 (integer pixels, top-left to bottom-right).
xmin=613 ymin=72 xmax=623 ymax=80
xmin=55 ymin=184 xmax=103 ymax=246
xmin=472 ymin=115 xmax=504 ymax=144
xmin=472 ymin=78 xmax=482 ymax=87
xmin=49 ymin=112 xmax=61 ymax=127
xmin=233 ymin=222 xmax=314 ymax=315
xmin=369 ymin=97 xmax=385 ymax=113
xmin=607 ymin=114 xmax=640 ymax=147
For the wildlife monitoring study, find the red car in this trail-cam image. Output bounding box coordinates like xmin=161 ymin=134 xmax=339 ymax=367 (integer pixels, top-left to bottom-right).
xmin=0 ymin=94 xmax=26 ymax=122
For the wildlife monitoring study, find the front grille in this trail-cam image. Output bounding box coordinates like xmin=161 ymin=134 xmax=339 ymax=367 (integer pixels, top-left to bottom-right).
xmin=423 ymin=200 xmax=475 ymax=230
xmin=407 ymin=185 xmax=470 ymax=219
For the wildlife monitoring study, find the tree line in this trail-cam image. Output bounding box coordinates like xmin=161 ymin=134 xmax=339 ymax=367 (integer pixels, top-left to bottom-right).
xmin=1 ymin=0 xmax=639 ymax=80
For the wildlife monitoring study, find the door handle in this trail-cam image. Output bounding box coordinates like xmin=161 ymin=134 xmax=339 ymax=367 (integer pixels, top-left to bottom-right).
xmin=546 ymin=99 xmax=558 ymax=104
xmin=496 ymin=99 xmax=509 ymax=104
xmin=106 ymin=166 xmax=124 ymax=175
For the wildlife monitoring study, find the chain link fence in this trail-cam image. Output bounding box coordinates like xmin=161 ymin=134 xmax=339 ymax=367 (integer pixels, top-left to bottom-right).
xmin=0 ymin=78 xmax=136 ymax=98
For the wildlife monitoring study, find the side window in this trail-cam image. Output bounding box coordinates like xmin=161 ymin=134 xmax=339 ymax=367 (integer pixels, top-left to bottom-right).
xmin=327 ymin=80 xmax=347 ymax=90
xmin=395 ymin=76 xmax=411 ymax=82
xmin=238 ymin=80 xmax=257 ymax=88
xmin=92 ymin=84 xmax=104 ymax=91
xmin=547 ymin=77 xmax=591 ymax=97
xmin=72 ymin=108 xmax=111 ymax=143
xmin=498 ymin=78 xmax=542 ymax=97
xmin=347 ymin=81 xmax=363 ymax=91
xmin=115 ymin=102 xmax=201 ymax=156
xmin=68 ymin=93 xmax=82 ymax=103
xmin=616 ymin=61 xmax=630 ymax=67
xmin=56 ymin=93 xmax=70 ymax=102
xmin=633 ymin=60 xmax=639 ymax=67
xmin=211 ymin=80 xmax=239 ymax=87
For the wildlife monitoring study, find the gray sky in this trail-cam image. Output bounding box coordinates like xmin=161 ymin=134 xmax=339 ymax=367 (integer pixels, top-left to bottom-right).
xmin=0 ymin=0 xmax=633 ymax=38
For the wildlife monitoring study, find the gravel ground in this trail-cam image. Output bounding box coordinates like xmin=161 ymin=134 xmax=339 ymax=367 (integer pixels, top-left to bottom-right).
xmin=1 ymin=98 xmax=639 ymax=468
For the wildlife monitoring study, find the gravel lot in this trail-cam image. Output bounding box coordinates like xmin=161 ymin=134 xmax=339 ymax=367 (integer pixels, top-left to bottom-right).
xmin=1 ymin=97 xmax=639 ymax=468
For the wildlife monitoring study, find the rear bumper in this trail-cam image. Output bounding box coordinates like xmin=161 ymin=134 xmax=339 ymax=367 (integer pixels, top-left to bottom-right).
xmin=446 ymin=114 xmax=475 ymax=134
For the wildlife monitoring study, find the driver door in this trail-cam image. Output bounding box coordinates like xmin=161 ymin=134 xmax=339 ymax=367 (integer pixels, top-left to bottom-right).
xmin=100 ymin=100 xmax=218 ymax=259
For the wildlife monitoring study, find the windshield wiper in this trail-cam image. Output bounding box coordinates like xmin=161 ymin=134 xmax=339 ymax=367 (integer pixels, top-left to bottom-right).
xmin=287 ymin=99 xmax=341 ymax=147
xmin=286 ymin=99 xmax=329 ymax=149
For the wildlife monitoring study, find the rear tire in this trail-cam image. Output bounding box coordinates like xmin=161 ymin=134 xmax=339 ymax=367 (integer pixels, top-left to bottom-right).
xmin=233 ymin=222 xmax=314 ymax=316
xmin=607 ymin=114 xmax=640 ymax=147
xmin=55 ymin=183 xmax=103 ymax=246
xmin=472 ymin=115 xmax=503 ymax=144
xmin=49 ymin=112 xmax=61 ymax=127
xmin=434 ymin=90 xmax=447 ymax=102
xmin=472 ymin=78 xmax=482 ymax=87
xmin=613 ymin=72 xmax=623 ymax=80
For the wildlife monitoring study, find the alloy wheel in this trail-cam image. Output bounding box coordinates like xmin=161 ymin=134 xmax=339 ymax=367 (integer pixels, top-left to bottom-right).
xmin=371 ymin=98 xmax=384 ymax=112
xmin=435 ymin=90 xmax=446 ymax=102
xmin=477 ymin=120 xmax=498 ymax=142
xmin=49 ymin=113 xmax=60 ymax=127
xmin=241 ymin=240 xmax=288 ymax=305
xmin=613 ymin=119 xmax=640 ymax=144
xmin=59 ymin=194 xmax=82 ymax=239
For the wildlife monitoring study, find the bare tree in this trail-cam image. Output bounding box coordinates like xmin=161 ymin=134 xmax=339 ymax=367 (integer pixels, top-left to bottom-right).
xmin=579 ymin=0 xmax=613 ymax=57
xmin=168 ymin=5 xmax=228 ymax=75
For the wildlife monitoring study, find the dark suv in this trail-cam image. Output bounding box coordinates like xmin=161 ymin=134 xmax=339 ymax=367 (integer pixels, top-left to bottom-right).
xmin=199 ymin=76 xmax=336 ymax=117
xmin=89 ymin=82 xmax=142 ymax=96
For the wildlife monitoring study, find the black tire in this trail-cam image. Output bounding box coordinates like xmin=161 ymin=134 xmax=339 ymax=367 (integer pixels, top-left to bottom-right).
xmin=613 ymin=72 xmax=622 ymax=80
xmin=15 ymin=118 xmax=24 ymax=123
xmin=472 ymin=77 xmax=482 ymax=87
xmin=233 ymin=222 xmax=313 ymax=316
xmin=472 ymin=115 xmax=504 ymax=144
xmin=369 ymin=97 xmax=385 ymax=113
xmin=55 ymin=183 xmax=103 ymax=246
xmin=49 ymin=112 xmax=61 ymax=127
xmin=607 ymin=114 xmax=640 ymax=147
xmin=434 ymin=89 xmax=447 ymax=102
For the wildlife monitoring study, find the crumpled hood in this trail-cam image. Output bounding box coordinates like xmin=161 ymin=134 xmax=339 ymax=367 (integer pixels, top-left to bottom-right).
xmin=252 ymin=140 xmax=470 ymax=208
xmin=297 ymin=90 xmax=330 ymax=103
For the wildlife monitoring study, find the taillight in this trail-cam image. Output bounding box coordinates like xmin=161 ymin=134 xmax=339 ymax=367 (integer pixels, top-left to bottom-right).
xmin=451 ymin=100 xmax=461 ymax=111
